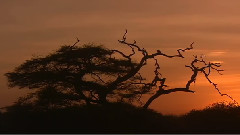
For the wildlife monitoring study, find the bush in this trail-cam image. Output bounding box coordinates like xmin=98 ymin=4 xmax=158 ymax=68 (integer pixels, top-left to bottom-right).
xmin=183 ymin=102 xmax=240 ymax=133
xmin=0 ymin=103 xmax=182 ymax=133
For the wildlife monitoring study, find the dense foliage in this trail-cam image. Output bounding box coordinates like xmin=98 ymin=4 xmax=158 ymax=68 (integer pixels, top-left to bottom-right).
xmin=5 ymin=44 xmax=145 ymax=108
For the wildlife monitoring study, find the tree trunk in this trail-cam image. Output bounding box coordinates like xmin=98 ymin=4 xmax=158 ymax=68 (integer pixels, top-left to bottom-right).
xmin=98 ymin=92 xmax=108 ymax=104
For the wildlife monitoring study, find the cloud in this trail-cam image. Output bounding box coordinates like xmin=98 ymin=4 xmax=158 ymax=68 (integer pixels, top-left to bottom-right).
xmin=208 ymin=51 xmax=227 ymax=56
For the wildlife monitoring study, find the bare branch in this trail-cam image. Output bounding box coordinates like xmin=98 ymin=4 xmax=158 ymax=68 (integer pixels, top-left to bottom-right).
xmin=106 ymin=30 xmax=195 ymax=106
xmin=118 ymin=30 xmax=148 ymax=57
xmin=143 ymin=87 xmax=194 ymax=108
xmin=202 ymin=70 xmax=238 ymax=104
xmin=69 ymin=37 xmax=80 ymax=49
xmin=109 ymin=30 xmax=194 ymax=88
xmin=143 ymin=55 xmax=238 ymax=108
xmin=146 ymin=42 xmax=194 ymax=59
xmin=188 ymin=56 xmax=237 ymax=104
xmin=91 ymin=72 xmax=106 ymax=84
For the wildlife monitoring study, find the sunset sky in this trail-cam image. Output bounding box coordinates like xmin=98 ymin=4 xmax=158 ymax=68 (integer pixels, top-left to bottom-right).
xmin=1 ymin=0 xmax=240 ymax=114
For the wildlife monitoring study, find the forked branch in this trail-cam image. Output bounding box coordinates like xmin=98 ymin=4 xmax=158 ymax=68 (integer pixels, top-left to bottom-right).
xmin=143 ymin=55 xmax=237 ymax=108
xmin=111 ymin=30 xmax=196 ymax=107
xmin=107 ymin=30 xmax=193 ymax=92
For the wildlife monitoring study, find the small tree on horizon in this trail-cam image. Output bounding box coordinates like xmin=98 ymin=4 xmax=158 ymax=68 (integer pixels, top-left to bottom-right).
xmin=5 ymin=30 xmax=236 ymax=110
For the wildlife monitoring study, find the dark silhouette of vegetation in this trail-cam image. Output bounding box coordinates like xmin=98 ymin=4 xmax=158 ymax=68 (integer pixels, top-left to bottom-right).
xmin=183 ymin=102 xmax=240 ymax=133
xmin=2 ymin=30 xmax=238 ymax=133
xmin=0 ymin=103 xmax=171 ymax=133
xmin=1 ymin=102 xmax=240 ymax=133
xmin=5 ymin=42 xmax=142 ymax=108
xmin=5 ymin=30 xmax=234 ymax=109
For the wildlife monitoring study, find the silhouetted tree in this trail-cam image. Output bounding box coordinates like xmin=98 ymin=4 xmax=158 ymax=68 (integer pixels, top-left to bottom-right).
xmin=5 ymin=30 xmax=235 ymax=109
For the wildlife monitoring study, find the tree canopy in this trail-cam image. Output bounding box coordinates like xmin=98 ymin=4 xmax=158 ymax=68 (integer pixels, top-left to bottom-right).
xmin=5 ymin=42 xmax=143 ymax=107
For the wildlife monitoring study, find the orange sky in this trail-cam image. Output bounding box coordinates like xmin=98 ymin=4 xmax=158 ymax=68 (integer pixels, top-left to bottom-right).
xmin=1 ymin=0 xmax=240 ymax=114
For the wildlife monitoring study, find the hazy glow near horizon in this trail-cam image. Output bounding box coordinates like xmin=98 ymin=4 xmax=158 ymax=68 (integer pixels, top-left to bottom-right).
xmin=1 ymin=0 xmax=240 ymax=114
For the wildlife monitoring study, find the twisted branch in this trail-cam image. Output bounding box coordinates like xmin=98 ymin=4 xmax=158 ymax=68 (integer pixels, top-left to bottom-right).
xmin=110 ymin=30 xmax=195 ymax=107
xmin=143 ymin=52 xmax=237 ymax=108
xmin=186 ymin=56 xmax=237 ymax=104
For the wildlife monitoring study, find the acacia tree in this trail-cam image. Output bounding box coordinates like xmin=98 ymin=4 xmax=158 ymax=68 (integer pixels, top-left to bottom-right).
xmin=5 ymin=30 xmax=235 ymax=109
